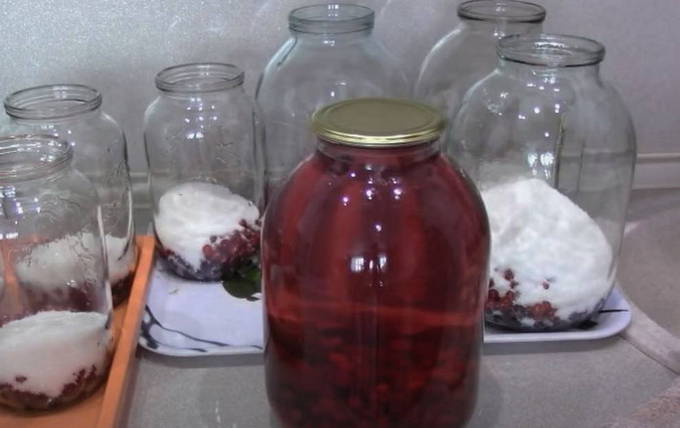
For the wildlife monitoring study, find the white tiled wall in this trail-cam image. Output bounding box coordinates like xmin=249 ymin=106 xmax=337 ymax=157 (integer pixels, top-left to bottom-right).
xmin=0 ymin=0 xmax=678 ymax=175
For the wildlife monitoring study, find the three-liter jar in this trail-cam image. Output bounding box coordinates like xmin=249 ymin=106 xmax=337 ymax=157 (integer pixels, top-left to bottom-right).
xmin=449 ymin=34 xmax=636 ymax=331
xmin=0 ymin=135 xmax=113 ymax=410
xmin=144 ymin=63 xmax=263 ymax=282
xmin=415 ymin=0 xmax=545 ymax=120
xmin=263 ymin=98 xmax=489 ymax=428
xmin=256 ymin=3 xmax=409 ymax=199
xmin=4 ymin=84 xmax=137 ymax=306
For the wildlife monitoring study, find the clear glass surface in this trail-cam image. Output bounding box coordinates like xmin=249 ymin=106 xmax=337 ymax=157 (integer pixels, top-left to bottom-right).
xmin=4 ymin=84 xmax=137 ymax=305
xmin=263 ymin=137 xmax=489 ymax=427
xmin=415 ymin=0 xmax=545 ymax=123
xmin=449 ymin=34 xmax=637 ymax=331
xmin=144 ymin=63 xmax=263 ymax=282
xmin=256 ymin=4 xmax=409 ymax=199
xmin=0 ymin=135 xmax=112 ymax=411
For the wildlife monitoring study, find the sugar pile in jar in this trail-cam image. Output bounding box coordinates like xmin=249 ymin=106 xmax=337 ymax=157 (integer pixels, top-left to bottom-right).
xmin=0 ymin=310 xmax=112 ymax=410
xmin=154 ymin=181 xmax=260 ymax=281
xmin=15 ymin=233 xmax=134 ymax=307
xmin=482 ymin=178 xmax=613 ymax=330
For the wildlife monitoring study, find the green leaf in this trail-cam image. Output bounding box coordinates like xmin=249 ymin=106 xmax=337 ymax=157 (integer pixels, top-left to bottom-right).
xmin=221 ymin=259 xmax=261 ymax=301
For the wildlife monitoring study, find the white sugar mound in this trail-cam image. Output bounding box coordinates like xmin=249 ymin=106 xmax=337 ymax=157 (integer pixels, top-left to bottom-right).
xmin=0 ymin=311 xmax=112 ymax=397
xmin=482 ymin=178 xmax=613 ymax=320
xmin=15 ymin=233 xmax=134 ymax=289
xmin=154 ymin=182 xmax=259 ymax=269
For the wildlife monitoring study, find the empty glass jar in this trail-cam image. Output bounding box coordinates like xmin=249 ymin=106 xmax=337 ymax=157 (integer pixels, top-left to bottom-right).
xmin=449 ymin=34 xmax=636 ymax=331
xmin=144 ymin=63 xmax=263 ymax=282
xmin=4 ymin=84 xmax=137 ymax=306
xmin=256 ymin=3 xmax=409 ymax=199
xmin=0 ymin=135 xmax=113 ymax=411
xmin=263 ymin=98 xmax=489 ymax=427
xmin=415 ymin=0 xmax=545 ymax=121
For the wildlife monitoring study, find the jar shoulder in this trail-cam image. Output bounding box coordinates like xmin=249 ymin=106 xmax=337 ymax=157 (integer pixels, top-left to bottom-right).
xmin=453 ymin=72 xmax=636 ymax=150
xmin=257 ymin=39 xmax=408 ymax=103
xmin=266 ymin=153 xmax=488 ymax=242
xmin=6 ymin=112 xmax=124 ymax=147
xmin=144 ymin=92 xmax=256 ymax=124
xmin=420 ymin=27 xmax=496 ymax=73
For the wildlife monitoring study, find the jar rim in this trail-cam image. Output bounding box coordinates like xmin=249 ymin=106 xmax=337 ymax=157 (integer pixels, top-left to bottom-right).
xmin=458 ymin=0 xmax=546 ymax=23
xmin=289 ymin=4 xmax=375 ymax=34
xmin=5 ymin=84 xmax=102 ymax=120
xmin=498 ymin=33 xmax=605 ymax=67
xmin=155 ymin=63 xmax=245 ymax=93
xmin=0 ymin=135 xmax=73 ymax=182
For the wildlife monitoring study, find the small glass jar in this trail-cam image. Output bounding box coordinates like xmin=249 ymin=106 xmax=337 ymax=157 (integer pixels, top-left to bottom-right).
xmin=0 ymin=135 xmax=113 ymax=411
xmin=256 ymin=4 xmax=409 ymax=199
xmin=4 ymin=85 xmax=137 ymax=306
xmin=144 ymin=63 xmax=263 ymax=282
xmin=263 ymin=98 xmax=489 ymax=428
xmin=449 ymin=34 xmax=636 ymax=331
xmin=415 ymin=0 xmax=545 ymax=120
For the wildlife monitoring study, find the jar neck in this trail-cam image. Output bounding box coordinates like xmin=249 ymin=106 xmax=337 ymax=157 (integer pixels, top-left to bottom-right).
xmin=461 ymin=19 xmax=541 ymax=39
xmin=317 ymin=139 xmax=440 ymax=167
xmin=0 ymin=135 xmax=73 ymax=185
xmin=499 ymin=58 xmax=601 ymax=78
xmin=155 ymin=63 xmax=245 ymax=96
xmin=458 ymin=0 xmax=545 ymax=38
xmin=5 ymin=84 xmax=102 ymax=121
xmin=292 ymin=27 xmax=373 ymax=44
xmin=497 ymin=34 xmax=605 ymax=79
xmin=289 ymin=4 xmax=374 ymax=42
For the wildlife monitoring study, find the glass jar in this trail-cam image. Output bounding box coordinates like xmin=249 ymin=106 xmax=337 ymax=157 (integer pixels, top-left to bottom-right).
xmin=415 ymin=0 xmax=545 ymax=121
xmin=449 ymin=34 xmax=636 ymax=331
xmin=144 ymin=63 xmax=263 ymax=282
xmin=4 ymin=85 xmax=137 ymax=306
xmin=256 ymin=4 xmax=409 ymax=199
xmin=0 ymin=135 xmax=113 ymax=411
xmin=263 ymin=98 xmax=489 ymax=428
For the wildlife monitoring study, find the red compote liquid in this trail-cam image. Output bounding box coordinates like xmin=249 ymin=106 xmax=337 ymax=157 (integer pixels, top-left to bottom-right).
xmin=263 ymin=98 xmax=489 ymax=428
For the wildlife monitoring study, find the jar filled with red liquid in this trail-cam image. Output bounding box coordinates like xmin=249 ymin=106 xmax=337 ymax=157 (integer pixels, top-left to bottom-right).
xmin=263 ymin=98 xmax=489 ymax=427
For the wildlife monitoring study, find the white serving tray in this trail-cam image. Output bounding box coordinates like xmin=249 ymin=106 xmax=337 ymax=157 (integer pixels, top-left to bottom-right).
xmin=139 ymin=259 xmax=632 ymax=357
xmin=139 ymin=260 xmax=263 ymax=357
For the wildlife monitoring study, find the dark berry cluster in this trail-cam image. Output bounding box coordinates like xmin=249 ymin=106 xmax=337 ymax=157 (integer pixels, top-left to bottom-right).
xmin=267 ymin=315 xmax=480 ymax=428
xmin=157 ymin=219 xmax=260 ymax=282
xmin=485 ymin=267 xmax=598 ymax=331
xmin=111 ymin=272 xmax=135 ymax=306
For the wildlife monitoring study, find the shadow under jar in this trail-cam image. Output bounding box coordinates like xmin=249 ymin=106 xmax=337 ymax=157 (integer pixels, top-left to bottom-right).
xmin=449 ymin=34 xmax=637 ymax=331
xmin=144 ymin=63 xmax=263 ymax=282
xmin=256 ymin=3 xmax=409 ymax=200
xmin=415 ymin=0 xmax=545 ymax=121
xmin=263 ymin=98 xmax=489 ymax=428
xmin=0 ymin=135 xmax=113 ymax=411
xmin=4 ymin=84 xmax=137 ymax=306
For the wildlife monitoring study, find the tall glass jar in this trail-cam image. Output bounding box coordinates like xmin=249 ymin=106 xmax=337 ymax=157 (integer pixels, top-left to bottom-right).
xmin=4 ymin=85 xmax=137 ymax=306
xmin=263 ymin=98 xmax=489 ymax=428
xmin=256 ymin=4 xmax=409 ymax=199
xmin=144 ymin=63 xmax=262 ymax=282
xmin=449 ymin=34 xmax=636 ymax=331
xmin=0 ymin=135 xmax=113 ymax=411
xmin=415 ymin=0 xmax=545 ymax=121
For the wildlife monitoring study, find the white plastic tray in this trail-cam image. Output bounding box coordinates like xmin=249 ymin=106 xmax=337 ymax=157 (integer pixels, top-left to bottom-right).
xmin=139 ymin=259 xmax=632 ymax=357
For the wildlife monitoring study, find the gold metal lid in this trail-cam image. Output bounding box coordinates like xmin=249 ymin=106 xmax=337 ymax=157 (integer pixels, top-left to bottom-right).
xmin=310 ymin=98 xmax=445 ymax=147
